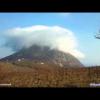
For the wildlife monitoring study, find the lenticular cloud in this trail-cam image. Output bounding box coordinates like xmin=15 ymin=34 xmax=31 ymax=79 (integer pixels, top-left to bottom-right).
xmin=3 ymin=25 xmax=85 ymax=59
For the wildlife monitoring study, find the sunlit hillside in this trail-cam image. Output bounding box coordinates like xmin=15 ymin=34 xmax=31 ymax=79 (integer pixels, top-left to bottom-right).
xmin=1 ymin=61 xmax=100 ymax=87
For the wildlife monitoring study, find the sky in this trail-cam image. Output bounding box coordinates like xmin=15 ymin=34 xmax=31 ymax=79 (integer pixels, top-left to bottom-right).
xmin=0 ymin=13 xmax=100 ymax=66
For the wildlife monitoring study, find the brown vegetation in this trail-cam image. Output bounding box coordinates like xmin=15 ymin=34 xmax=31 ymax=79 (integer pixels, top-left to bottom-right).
xmin=0 ymin=61 xmax=100 ymax=87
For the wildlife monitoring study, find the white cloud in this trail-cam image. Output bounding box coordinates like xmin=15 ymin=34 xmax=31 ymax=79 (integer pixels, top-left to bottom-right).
xmin=3 ymin=25 xmax=85 ymax=59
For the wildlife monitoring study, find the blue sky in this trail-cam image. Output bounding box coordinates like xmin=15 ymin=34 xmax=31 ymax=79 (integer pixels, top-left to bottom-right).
xmin=0 ymin=13 xmax=100 ymax=66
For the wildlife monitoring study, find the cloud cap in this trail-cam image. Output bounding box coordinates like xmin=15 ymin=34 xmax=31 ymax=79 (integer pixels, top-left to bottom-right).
xmin=3 ymin=25 xmax=85 ymax=59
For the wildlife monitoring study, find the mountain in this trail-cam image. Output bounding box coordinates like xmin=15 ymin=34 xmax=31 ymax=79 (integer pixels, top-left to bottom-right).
xmin=0 ymin=45 xmax=84 ymax=67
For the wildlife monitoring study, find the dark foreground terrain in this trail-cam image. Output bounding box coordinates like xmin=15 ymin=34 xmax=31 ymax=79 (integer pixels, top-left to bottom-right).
xmin=0 ymin=61 xmax=100 ymax=87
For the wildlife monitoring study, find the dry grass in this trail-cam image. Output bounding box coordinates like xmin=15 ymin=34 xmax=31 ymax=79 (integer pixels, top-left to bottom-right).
xmin=0 ymin=61 xmax=100 ymax=87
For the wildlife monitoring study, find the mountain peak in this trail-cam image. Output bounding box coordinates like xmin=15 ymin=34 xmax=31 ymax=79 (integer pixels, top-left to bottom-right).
xmin=0 ymin=45 xmax=84 ymax=68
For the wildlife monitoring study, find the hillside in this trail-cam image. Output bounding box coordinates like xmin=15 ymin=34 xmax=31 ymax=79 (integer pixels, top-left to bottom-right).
xmin=0 ymin=61 xmax=93 ymax=87
xmin=0 ymin=45 xmax=84 ymax=68
xmin=0 ymin=45 xmax=100 ymax=87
